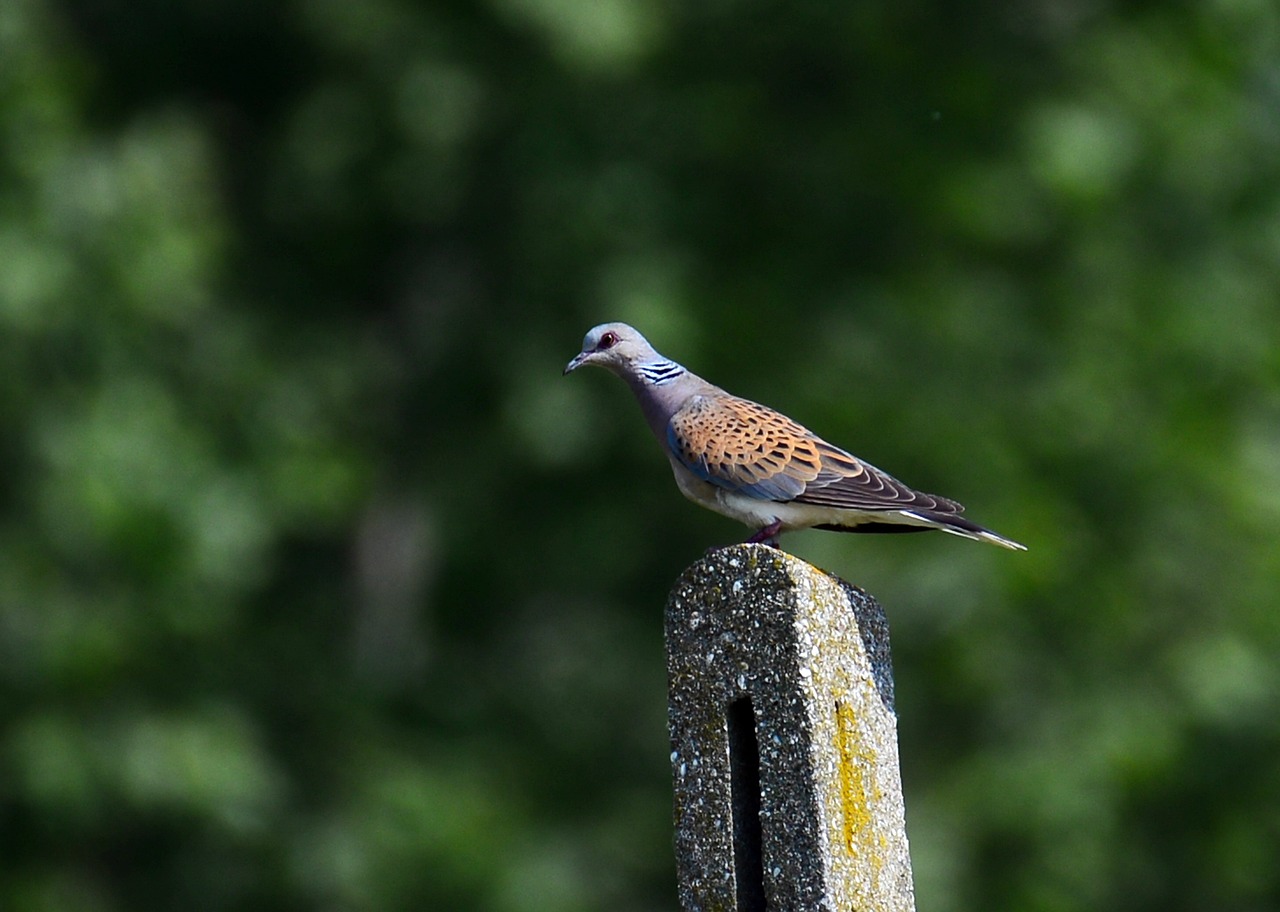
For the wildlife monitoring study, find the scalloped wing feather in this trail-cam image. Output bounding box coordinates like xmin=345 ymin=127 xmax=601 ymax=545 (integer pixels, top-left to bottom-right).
xmin=666 ymin=395 xmax=965 ymax=514
xmin=797 ymin=438 xmax=964 ymax=514
xmin=667 ymin=396 xmax=818 ymax=500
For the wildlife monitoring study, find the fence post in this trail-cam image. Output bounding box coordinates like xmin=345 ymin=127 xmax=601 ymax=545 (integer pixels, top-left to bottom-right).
xmin=665 ymin=544 xmax=916 ymax=911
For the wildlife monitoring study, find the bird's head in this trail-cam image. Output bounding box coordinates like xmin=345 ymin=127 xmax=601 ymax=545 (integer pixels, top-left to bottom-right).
xmin=563 ymin=322 xmax=658 ymax=377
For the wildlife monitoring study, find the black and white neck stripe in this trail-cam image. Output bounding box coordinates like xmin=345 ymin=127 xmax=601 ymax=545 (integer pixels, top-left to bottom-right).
xmin=637 ymin=359 xmax=687 ymax=386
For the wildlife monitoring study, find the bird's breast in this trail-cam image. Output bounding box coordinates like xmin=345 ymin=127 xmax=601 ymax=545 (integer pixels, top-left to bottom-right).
xmin=667 ymin=458 xmax=785 ymax=527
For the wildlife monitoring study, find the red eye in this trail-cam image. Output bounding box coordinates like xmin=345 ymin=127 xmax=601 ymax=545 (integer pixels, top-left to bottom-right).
xmin=599 ymin=331 xmax=619 ymax=350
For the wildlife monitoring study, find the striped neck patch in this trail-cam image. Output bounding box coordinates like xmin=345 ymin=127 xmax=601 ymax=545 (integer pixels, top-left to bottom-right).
xmin=637 ymin=359 xmax=687 ymax=386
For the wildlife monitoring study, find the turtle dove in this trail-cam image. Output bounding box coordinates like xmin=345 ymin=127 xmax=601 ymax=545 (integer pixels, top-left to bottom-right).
xmin=564 ymin=322 xmax=1026 ymax=551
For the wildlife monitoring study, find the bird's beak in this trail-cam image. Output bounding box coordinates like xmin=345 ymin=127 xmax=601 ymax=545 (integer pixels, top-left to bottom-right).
xmin=563 ymin=352 xmax=589 ymax=375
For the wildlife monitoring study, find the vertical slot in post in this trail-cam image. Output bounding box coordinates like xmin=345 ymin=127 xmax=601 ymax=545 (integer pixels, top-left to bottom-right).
xmin=727 ymin=696 xmax=765 ymax=912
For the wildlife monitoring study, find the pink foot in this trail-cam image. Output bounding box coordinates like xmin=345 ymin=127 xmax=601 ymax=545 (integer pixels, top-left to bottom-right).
xmin=746 ymin=520 xmax=783 ymax=548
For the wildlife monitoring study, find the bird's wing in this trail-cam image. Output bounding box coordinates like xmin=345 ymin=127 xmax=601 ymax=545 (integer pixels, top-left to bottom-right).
xmin=666 ymin=394 xmax=964 ymax=513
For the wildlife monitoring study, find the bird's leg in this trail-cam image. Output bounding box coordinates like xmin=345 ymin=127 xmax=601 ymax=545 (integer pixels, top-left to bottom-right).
xmin=746 ymin=519 xmax=783 ymax=548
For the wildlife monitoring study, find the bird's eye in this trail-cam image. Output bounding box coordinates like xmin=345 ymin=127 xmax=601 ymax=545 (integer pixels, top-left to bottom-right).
xmin=598 ymin=331 xmax=619 ymax=350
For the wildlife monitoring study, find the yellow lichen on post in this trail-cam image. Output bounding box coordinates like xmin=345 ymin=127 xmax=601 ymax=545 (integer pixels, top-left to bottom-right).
xmin=835 ymin=699 xmax=874 ymax=856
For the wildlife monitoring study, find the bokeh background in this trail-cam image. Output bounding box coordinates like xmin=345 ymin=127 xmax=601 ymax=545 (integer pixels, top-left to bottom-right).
xmin=3 ymin=0 xmax=1279 ymax=909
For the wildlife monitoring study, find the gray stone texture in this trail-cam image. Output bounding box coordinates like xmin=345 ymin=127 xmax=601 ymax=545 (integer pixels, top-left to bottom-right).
xmin=666 ymin=544 xmax=916 ymax=912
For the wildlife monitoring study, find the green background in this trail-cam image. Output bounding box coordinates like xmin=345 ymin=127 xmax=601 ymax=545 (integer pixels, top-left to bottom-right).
xmin=3 ymin=0 xmax=1278 ymax=909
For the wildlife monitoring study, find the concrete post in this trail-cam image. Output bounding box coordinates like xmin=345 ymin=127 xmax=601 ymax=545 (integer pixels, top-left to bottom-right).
xmin=665 ymin=544 xmax=915 ymax=912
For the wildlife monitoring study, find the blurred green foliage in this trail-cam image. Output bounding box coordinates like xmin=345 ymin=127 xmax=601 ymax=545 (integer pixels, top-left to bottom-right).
xmin=2 ymin=0 xmax=1278 ymax=909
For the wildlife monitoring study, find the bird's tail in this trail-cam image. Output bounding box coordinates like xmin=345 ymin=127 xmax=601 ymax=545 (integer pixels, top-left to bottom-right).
xmin=815 ymin=511 xmax=1027 ymax=551
xmin=904 ymin=510 xmax=1027 ymax=551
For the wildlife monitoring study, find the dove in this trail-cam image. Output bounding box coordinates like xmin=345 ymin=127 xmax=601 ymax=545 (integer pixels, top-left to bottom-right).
xmin=564 ymin=322 xmax=1025 ymax=551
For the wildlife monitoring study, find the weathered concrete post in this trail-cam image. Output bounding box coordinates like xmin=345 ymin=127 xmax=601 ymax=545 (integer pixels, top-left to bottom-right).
xmin=665 ymin=544 xmax=915 ymax=912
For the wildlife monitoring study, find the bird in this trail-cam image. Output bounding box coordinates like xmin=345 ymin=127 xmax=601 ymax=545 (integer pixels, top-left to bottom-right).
xmin=564 ymin=322 xmax=1026 ymax=551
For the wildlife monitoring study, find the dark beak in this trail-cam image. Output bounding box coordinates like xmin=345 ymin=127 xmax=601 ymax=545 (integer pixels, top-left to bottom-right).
xmin=563 ymin=352 xmax=589 ymax=375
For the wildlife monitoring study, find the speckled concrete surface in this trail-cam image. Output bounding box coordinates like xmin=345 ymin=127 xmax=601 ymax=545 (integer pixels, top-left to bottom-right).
xmin=666 ymin=544 xmax=915 ymax=912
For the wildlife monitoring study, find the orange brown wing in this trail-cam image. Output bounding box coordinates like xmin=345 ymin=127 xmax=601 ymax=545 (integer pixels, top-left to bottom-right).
xmin=666 ymin=395 xmax=964 ymax=514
